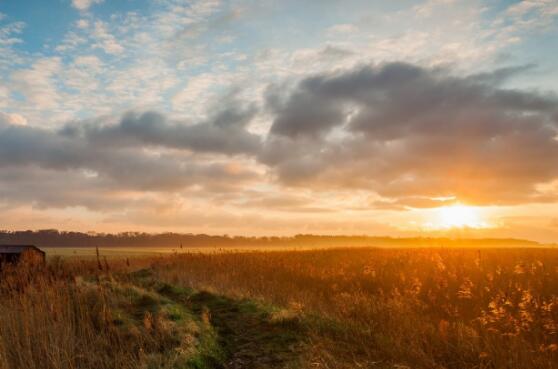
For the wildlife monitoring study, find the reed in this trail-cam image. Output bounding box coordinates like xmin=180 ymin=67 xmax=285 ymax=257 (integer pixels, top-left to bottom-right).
xmin=151 ymin=248 xmax=558 ymax=369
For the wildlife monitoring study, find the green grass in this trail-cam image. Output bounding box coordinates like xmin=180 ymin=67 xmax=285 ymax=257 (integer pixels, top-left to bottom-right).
xmin=129 ymin=269 xmax=308 ymax=369
xmin=88 ymin=277 xmax=226 ymax=369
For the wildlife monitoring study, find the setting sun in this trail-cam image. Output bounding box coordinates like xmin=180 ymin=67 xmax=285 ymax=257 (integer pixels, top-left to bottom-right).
xmin=435 ymin=204 xmax=487 ymax=229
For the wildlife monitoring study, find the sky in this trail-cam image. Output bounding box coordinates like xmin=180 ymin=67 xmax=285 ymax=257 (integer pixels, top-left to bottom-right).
xmin=1 ymin=0 xmax=558 ymax=242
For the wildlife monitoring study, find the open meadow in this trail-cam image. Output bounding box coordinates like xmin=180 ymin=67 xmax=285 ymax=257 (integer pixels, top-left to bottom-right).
xmin=1 ymin=247 xmax=557 ymax=369
xmin=40 ymin=244 xmax=342 ymax=258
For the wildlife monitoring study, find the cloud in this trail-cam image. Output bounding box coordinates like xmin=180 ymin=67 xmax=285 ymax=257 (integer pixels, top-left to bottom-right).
xmin=72 ymin=0 xmax=104 ymax=11
xmin=327 ymin=23 xmax=357 ymax=35
xmin=261 ymin=62 xmax=558 ymax=207
xmin=0 ymin=19 xmax=26 ymax=71
xmin=76 ymin=19 xmax=89 ymax=29
xmin=10 ymin=57 xmax=62 ymax=109
xmin=73 ymin=55 xmax=102 ymax=69
xmin=2 ymin=60 xmax=558 ymax=223
xmin=0 ymin=104 xmax=261 ymax=211
xmin=0 ymin=112 xmax=27 ymax=126
xmin=91 ymin=21 xmax=124 ymax=54
xmin=61 ymin=102 xmax=261 ymax=155
xmin=172 ymin=73 xmax=222 ymax=112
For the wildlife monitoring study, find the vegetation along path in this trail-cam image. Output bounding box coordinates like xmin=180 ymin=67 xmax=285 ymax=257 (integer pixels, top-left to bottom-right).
xmin=136 ymin=271 xmax=308 ymax=369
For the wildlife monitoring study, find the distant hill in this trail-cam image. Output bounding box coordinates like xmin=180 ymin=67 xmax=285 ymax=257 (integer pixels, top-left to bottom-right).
xmin=0 ymin=229 xmax=543 ymax=249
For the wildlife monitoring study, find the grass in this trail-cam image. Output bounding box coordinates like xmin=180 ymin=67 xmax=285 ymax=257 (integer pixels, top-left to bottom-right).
xmin=41 ymin=244 xmax=337 ymax=259
xmin=0 ymin=261 xmax=223 ymax=369
xmin=134 ymin=270 xmax=307 ymax=369
xmin=1 ymin=247 xmax=557 ymax=368
xmin=150 ymin=248 xmax=558 ymax=369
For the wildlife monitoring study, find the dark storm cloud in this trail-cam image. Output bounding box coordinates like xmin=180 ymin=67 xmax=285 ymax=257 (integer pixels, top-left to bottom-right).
xmin=261 ymin=62 xmax=558 ymax=206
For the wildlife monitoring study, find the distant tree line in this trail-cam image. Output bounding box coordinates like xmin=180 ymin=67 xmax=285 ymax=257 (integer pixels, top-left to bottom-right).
xmin=0 ymin=229 xmax=542 ymax=249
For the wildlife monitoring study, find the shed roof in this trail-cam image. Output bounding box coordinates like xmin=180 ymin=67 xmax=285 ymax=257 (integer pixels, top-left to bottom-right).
xmin=0 ymin=245 xmax=45 ymax=255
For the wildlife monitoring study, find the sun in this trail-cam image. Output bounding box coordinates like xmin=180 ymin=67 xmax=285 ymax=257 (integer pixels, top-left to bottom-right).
xmin=435 ymin=204 xmax=486 ymax=229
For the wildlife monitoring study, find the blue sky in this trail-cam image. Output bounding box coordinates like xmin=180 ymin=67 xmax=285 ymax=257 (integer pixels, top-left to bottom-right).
xmin=1 ymin=0 xmax=558 ymax=240
xmin=1 ymin=0 xmax=557 ymax=123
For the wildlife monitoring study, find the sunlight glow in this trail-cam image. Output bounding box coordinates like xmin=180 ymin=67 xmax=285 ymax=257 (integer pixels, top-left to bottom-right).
xmin=434 ymin=204 xmax=488 ymax=229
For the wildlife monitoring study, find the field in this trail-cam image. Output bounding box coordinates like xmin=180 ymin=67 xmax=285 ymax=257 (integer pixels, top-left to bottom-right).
xmin=1 ymin=247 xmax=557 ymax=369
xmin=40 ymin=245 xmax=330 ymax=258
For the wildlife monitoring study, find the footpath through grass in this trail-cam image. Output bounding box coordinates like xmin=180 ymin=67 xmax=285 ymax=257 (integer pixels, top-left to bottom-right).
xmin=132 ymin=269 xmax=308 ymax=369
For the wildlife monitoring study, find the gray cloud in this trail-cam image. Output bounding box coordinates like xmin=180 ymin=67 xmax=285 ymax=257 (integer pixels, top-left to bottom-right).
xmin=2 ymin=61 xmax=558 ymax=213
xmin=0 ymin=105 xmax=260 ymax=209
xmin=61 ymin=102 xmax=260 ymax=155
xmin=261 ymin=62 xmax=558 ymax=206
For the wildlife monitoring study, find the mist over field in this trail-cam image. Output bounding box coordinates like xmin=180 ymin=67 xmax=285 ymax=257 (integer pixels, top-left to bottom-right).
xmin=0 ymin=229 xmax=545 ymax=249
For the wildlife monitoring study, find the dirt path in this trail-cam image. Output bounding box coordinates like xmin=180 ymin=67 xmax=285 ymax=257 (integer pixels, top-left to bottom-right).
xmin=131 ymin=269 xmax=308 ymax=369
xmin=186 ymin=291 xmax=306 ymax=369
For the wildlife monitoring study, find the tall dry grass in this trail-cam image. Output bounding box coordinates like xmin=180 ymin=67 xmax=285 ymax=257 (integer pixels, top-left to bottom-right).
xmin=150 ymin=248 xmax=558 ymax=369
xmin=0 ymin=258 xmax=200 ymax=369
xmin=1 ymin=248 xmax=557 ymax=369
xmin=0 ymin=259 xmax=138 ymax=369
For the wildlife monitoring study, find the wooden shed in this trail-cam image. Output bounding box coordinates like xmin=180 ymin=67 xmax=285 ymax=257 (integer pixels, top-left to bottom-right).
xmin=0 ymin=245 xmax=46 ymax=265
